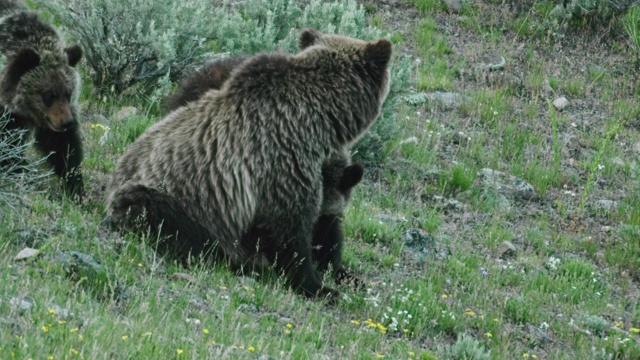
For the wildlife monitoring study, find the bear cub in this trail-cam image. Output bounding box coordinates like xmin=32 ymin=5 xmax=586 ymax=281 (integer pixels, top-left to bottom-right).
xmin=0 ymin=0 xmax=84 ymax=199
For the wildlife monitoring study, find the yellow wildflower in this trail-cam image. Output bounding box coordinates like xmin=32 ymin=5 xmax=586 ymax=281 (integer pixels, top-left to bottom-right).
xmin=286 ymin=323 xmax=293 ymax=329
xmin=408 ymin=351 xmax=415 ymax=356
xmin=137 ymin=263 xmax=143 ymax=268
xmin=403 ymin=328 xmax=409 ymax=334
xmin=71 ymin=348 xmax=79 ymax=355
xmin=376 ymin=352 xmax=385 ymax=358
xmin=630 ymin=327 xmax=640 ymax=333
xmin=486 ymin=332 xmax=492 ymax=338
xmin=523 ymin=353 xmax=529 ymax=358
xmin=615 ymin=321 xmax=624 ymax=328
xmin=203 ymin=328 xmax=209 ymax=335
xmin=464 ymin=308 xmax=476 ymax=317
xmin=42 ymin=325 xmax=49 ymax=332
xmin=441 ymin=294 xmax=448 ymax=299
xmin=532 ymin=355 xmax=538 ymax=359
xmin=177 ymin=349 xmax=183 ymax=355
xmin=70 ymin=327 xmax=79 ymax=333
xmin=48 ymin=308 xmax=56 ymax=315
xmin=247 ymin=346 xmax=256 ymax=352
xmin=48 ymin=357 xmax=53 ymax=360
xmin=58 ymin=320 xmax=66 ymax=325
xmin=122 ymin=335 xmax=128 ymax=340
xmin=285 ymin=329 xmax=291 ymax=335
xmin=78 ymin=334 xmax=83 ymax=340
xmin=351 ymin=320 xmax=360 ymax=325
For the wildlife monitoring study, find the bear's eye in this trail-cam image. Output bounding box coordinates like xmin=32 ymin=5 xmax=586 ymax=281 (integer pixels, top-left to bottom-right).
xmin=42 ymin=92 xmax=56 ymax=106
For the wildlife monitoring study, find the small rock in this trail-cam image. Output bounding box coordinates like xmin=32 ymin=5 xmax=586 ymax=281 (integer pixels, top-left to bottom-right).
xmin=541 ymin=79 xmax=554 ymax=97
xmin=171 ymin=272 xmax=197 ymax=283
xmin=442 ymin=0 xmax=461 ymax=13
xmin=479 ymin=168 xmax=538 ymax=201
xmin=14 ymin=247 xmax=42 ymax=261
xmin=399 ymin=136 xmax=418 ymax=145
xmin=425 ymin=91 xmax=471 ymax=110
xmin=601 ymin=226 xmax=612 ymax=232
xmin=9 ymin=296 xmax=34 ymax=312
xmin=593 ymin=200 xmax=618 ymax=212
xmin=497 ymin=241 xmax=517 ymax=260
xmin=114 ymin=106 xmax=139 ymax=121
xmin=478 ymin=54 xmax=506 ymax=71
xmin=49 ymin=304 xmax=73 ymax=320
xmin=552 ymin=97 xmax=569 ymax=111
xmin=612 ymin=157 xmax=625 ymax=167
xmin=402 ymin=228 xmax=435 ymax=251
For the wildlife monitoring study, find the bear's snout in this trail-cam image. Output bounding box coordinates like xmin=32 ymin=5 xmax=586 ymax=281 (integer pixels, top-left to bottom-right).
xmin=46 ymin=100 xmax=74 ymax=131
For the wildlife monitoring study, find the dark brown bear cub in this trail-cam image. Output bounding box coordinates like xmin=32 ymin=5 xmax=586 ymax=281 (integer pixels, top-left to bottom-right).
xmin=107 ymin=29 xmax=392 ymax=302
xmin=0 ymin=0 xmax=84 ymax=199
xmin=165 ymin=56 xmax=365 ymax=287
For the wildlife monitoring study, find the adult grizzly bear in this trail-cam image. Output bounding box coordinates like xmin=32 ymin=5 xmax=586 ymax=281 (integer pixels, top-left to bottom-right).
xmin=106 ymin=29 xmax=392 ymax=301
xmin=0 ymin=0 xmax=84 ymax=199
xmin=165 ymin=55 xmax=365 ymax=287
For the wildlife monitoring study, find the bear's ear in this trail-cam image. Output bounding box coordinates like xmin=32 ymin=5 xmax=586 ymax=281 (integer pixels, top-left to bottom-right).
xmin=3 ymin=48 xmax=40 ymax=90
xmin=65 ymin=44 xmax=83 ymax=67
xmin=363 ymin=38 xmax=392 ymax=68
xmin=298 ymin=28 xmax=322 ymax=50
xmin=338 ymin=163 xmax=364 ymax=192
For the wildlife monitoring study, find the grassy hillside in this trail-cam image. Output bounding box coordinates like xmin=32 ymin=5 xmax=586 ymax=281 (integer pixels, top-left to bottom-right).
xmin=1 ymin=0 xmax=639 ymax=359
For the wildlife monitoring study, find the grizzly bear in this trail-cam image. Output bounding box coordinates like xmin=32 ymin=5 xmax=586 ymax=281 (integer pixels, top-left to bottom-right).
xmin=164 ymin=55 xmax=365 ymax=286
xmin=0 ymin=0 xmax=84 ymax=199
xmin=106 ymin=29 xmax=392 ymax=302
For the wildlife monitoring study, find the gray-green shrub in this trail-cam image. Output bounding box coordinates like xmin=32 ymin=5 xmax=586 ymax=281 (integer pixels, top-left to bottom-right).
xmin=0 ymin=112 xmax=51 ymax=210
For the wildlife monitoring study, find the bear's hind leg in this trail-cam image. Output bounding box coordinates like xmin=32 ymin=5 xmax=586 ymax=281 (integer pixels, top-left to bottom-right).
xmin=110 ymin=183 xmax=222 ymax=263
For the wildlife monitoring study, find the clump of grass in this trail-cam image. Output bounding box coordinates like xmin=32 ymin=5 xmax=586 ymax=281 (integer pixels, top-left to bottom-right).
xmin=450 ymin=334 xmax=491 ymax=360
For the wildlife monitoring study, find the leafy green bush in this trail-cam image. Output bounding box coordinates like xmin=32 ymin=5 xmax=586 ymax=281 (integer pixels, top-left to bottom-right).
xmin=37 ymin=0 xmax=220 ymax=96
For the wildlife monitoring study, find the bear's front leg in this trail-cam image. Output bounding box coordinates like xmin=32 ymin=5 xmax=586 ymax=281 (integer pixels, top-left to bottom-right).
xmin=34 ymin=124 xmax=84 ymax=199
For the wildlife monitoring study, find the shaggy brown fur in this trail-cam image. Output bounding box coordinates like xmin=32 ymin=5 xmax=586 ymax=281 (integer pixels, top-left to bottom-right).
xmin=164 ymin=54 xmax=365 ymax=287
xmin=164 ymin=55 xmax=248 ymax=112
xmin=106 ymin=29 xmax=392 ymax=301
xmin=0 ymin=0 xmax=84 ymax=199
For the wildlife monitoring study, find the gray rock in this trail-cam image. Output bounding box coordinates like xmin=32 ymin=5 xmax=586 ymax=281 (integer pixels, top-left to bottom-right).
xmin=399 ymin=136 xmax=418 ymax=145
xmin=612 ymin=157 xmax=625 ymax=167
xmin=426 ymin=91 xmax=471 ymax=109
xmin=442 ymin=0 xmax=461 ymax=13
xmin=49 ymin=304 xmax=74 ymax=320
xmin=401 ymin=228 xmax=445 ymax=262
xmin=9 ymin=296 xmax=34 ymax=312
xmin=593 ymin=200 xmax=618 ymax=212
xmin=477 ymin=54 xmax=506 ymax=71
xmin=403 ymin=91 xmax=470 ymax=110
xmin=14 ymin=247 xmax=42 ymax=261
xmin=479 ymin=168 xmax=537 ymax=200
xmin=114 ymin=106 xmax=139 ymax=121
xmin=171 ymin=272 xmax=197 ymax=283
xmin=552 ymin=97 xmax=569 ymax=111
xmin=497 ymin=241 xmax=517 ymax=260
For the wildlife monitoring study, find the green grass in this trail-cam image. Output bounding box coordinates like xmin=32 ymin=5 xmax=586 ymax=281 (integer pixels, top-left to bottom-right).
xmin=2 ymin=1 xmax=640 ymax=359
